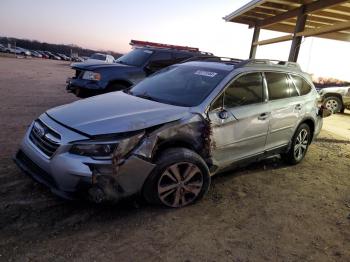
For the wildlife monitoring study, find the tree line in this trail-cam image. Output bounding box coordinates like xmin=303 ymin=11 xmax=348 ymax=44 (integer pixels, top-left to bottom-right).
xmin=0 ymin=36 xmax=122 ymax=58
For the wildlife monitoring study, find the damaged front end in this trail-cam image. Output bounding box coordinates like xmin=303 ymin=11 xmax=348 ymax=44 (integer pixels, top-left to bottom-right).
xmin=86 ymin=113 xmax=214 ymax=203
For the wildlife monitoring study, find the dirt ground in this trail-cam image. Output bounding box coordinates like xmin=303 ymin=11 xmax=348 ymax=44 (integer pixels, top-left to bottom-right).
xmin=0 ymin=57 xmax=349 ymax=262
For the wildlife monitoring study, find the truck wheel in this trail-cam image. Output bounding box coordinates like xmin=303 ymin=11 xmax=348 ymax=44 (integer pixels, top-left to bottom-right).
xmin=323 ymin=96 xmax=342 ymax=113
xmin=143 ymin=148 xmax=210 ymax=208
xmin=283 ymin=123 xmax=311 ymax=165
xmin=74 ymin=88 xmax=88 ymax=98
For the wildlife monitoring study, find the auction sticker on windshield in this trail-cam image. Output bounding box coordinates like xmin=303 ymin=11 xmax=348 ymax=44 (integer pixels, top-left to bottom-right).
xmin=194 ymin=70 xmax=218 ymax=77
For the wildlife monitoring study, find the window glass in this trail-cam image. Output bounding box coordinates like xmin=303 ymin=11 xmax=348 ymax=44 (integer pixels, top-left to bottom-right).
xmin=149 ymin=52 xmax=173 ymax=68
xmin=224 ymin=73 xmax=264 ymax=108
xmin=173 ymin=52 xmax=192 ymax=62
xmin=210 ymin=94 xmax=224 ymax=111
xmin=130 ymin=65 xmax=229 ymax=107
xmin=115 ymin=49 xmax=153 ymax=66
xmin=291 ymin=75 xmax=312 ymax=95
xmin=265 ymin=72 xmax=292 ymax=100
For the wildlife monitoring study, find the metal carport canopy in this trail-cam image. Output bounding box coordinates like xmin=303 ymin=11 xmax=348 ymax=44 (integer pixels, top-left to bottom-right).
xmin=224 ymin=0 xmax=350 ymax=62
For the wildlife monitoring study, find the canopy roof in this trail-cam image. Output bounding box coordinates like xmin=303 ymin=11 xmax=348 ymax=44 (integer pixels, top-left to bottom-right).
xmin=224 ymin=0 xmax=350 ymax=42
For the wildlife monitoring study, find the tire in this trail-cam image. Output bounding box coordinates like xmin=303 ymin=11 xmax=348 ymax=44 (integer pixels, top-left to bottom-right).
xmin=323 ymin=96 xmax=342 ymax=113
xmin=284 ymin=123 xmax=311 ymax=165
xmin=74 ymin=88 xmax=88 ymax=98
xmin=142 ymin=148 xmax=210 ymax=208
xmin=105 ymin=83 xmax=127 ymax=94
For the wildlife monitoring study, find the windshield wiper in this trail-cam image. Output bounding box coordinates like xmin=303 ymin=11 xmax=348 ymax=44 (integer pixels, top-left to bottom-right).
xmin=135 ymin=93 xmax=160 ymax=102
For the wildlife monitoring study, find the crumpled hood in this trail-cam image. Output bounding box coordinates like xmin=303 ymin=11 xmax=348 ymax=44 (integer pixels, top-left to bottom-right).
xmin=71 ymin=61 xmax=132 ymax=71
xmin=46 ymin=92 xmax=189 ymax=136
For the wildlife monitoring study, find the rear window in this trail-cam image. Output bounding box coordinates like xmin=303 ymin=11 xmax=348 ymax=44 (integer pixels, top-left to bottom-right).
xmin=290 ymin=75 xmax=312 ymax=95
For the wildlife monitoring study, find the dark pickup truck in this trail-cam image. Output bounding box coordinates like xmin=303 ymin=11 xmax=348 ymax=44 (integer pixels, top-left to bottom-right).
xmin=66 ymin=40 xmax=212 ymax=97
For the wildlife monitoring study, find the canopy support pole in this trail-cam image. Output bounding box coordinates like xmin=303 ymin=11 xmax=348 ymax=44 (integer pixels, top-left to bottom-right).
xmin=288 ymin=7 xmax=308 ymax=62
xmin=249 ymin=26 xmax=260 ymax=59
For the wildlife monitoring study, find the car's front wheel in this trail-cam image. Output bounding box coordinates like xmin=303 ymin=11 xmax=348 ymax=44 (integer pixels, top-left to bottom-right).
xmin=143 ymin=148 xmax=210 ymax=208
xmin=284 ymin=123 xmax=311 ymax=165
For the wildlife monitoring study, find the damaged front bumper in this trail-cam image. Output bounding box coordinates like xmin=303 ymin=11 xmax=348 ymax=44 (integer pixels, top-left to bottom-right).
xmin=66 ymin=77 xmax=105 ymax=92
xmin=14 ymin=115 xmax=155 ymax=202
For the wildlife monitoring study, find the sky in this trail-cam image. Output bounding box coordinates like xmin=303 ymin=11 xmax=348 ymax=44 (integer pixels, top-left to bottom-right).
xmin=0 ymin=0 xmax=349 ymax=80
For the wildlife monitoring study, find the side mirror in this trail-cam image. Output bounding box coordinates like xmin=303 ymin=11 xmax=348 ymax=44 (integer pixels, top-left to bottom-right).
xmin=218 ymin=109 xmax=229 ymax=120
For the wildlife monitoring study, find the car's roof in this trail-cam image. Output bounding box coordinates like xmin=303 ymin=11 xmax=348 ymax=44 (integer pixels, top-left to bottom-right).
xmin=181 ymin=59 xmax=311 ymax=77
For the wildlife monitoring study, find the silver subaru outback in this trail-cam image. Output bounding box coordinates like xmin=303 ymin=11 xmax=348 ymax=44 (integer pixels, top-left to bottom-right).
xmin=15 ymin=59 xmax=325 ymax=208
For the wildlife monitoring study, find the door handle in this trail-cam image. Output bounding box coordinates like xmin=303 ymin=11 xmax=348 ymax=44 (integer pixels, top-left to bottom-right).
xmin=258 ymin=112 xmax=270 ymax=120
xmin=295 ymin=104 xmax=302 ymax=110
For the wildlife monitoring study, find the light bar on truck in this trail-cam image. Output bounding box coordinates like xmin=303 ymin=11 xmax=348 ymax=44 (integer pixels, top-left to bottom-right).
xmin=130 ymin=40 xmax=199 ymax=52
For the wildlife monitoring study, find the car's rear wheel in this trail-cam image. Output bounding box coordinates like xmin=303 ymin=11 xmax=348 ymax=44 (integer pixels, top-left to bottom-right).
xmin=143 ymin=148 xmax=210 ymax=208
xmin=323 ymin=96 xmax=342 ymax=113
xmin=284 ymin=123 xmax=311 ymax=165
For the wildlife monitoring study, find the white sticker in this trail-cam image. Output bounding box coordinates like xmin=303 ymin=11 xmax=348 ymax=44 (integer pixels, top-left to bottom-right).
xmin=194 ymin=70 xmax=218 ymax=78
xmin=144 ymin=50 xmax=153 ymax=54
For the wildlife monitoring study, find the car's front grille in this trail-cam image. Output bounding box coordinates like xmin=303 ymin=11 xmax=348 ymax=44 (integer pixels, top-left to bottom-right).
xmin=29 ymin=120 xmax=61 ymax=157
xmin=16 ymin=150 xmax=57 ymax=188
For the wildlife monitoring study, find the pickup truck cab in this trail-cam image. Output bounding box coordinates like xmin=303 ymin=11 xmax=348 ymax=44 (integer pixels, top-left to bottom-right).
xmin=66 ymin=40 xmax=212 ymax=97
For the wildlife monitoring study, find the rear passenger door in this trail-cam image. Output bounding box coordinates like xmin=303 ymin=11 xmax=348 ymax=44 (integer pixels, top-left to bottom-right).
xmin=264 ymin=72 xmax=301 ymax=150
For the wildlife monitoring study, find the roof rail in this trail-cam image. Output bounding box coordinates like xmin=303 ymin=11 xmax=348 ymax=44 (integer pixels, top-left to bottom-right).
xmin=235 ymin=59 xmax=301 ymax=70
xmin=130 ymin=39 xmax=200 ymax=52
xmin=183 ymin=56 xmax=243 ymax=64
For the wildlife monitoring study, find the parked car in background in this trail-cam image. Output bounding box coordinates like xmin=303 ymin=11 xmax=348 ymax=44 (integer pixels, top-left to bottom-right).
xmin=66 ymin=40 xmax=213 ymax=97
xmin=0 ymin=44 xmax=6 ymax=52
xmin=30 ymin=50 xmax=43 ymax=58
xmin=71 ymin=56 xmax=84 ymax=62
xmin=57 ymin=53 xmax=71 ymax=61
xmin=15 ymin=47 xmax=31 ymax=56
xmin=3 ymin=46 xmax=30 ymax=56
xmin=15 ymin=58 xmax=325 ymax=208
xmin=319 ymin=86 xmax=350 ymax=113
xmin=86 ymin=53 xmax=115 ymax=63
xmin=43 ymin=51 xmax=61 ymax=60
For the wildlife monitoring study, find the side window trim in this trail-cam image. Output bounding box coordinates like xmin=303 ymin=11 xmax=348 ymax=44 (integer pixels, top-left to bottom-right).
xmin=262 ymin=72 xmax=269 ymax=102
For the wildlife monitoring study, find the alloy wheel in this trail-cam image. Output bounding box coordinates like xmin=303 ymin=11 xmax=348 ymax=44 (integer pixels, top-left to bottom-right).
xmin=157 ymin=162 xmax=203 ymax=208
xmin=325 ymin=99 xmax=338 ymax=112
xmin=294 ymin=129 xmax=308 ymax=161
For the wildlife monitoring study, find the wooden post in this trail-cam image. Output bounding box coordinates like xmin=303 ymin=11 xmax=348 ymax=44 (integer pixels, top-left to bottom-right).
xmin=288 ymin=7 xmax=308 ymax=62
xmin=249 ymin=26 xmax=260 ymax=59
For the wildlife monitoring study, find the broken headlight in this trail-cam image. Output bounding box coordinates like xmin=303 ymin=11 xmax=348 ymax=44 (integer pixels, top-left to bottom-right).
xmin=70 ymin=131 xmax=144 ymax=160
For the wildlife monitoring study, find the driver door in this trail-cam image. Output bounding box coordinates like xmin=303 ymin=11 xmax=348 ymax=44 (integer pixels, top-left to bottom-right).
xmin=209 ymin=72 xmax=270 ymax=167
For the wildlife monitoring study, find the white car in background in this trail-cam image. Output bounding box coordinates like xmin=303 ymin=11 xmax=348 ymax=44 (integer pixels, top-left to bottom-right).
xmin=86 ymin=53 xmax=115 ymax=63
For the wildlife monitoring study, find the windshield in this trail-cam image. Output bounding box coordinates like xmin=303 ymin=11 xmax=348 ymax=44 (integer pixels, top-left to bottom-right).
xmin=90 ymin=54 xmax=106 ymax=60
xmin=116 ymin=49 xmax=153 ymax=67
xmin=129 ymin=65 xmax=229 ymax=107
